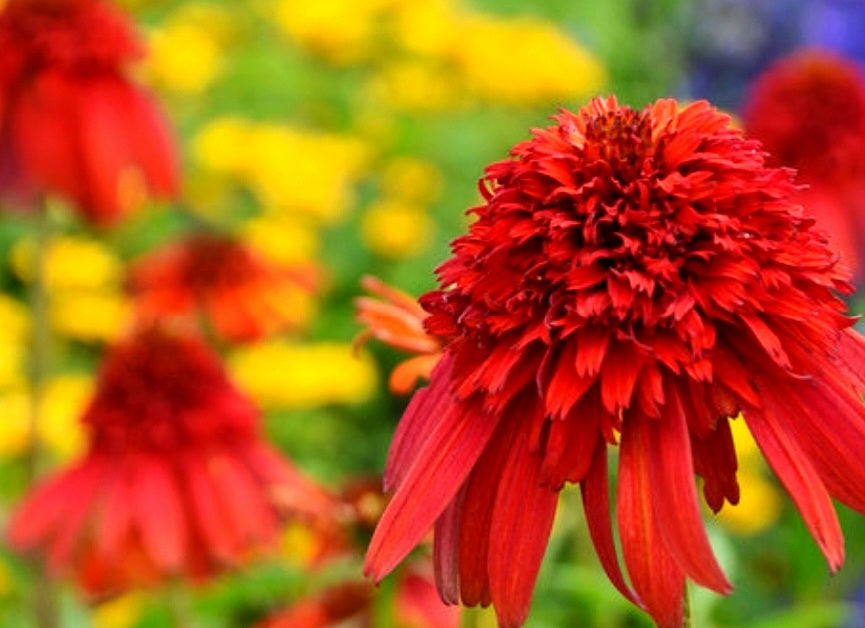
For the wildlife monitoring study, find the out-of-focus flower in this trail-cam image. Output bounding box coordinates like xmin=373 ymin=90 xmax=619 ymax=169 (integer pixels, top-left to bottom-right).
xmin=360 ymin=199 xmax=434 ymax=259
xmin=273 ymin=0 xmax=397 ymax=65
xmin=257 ymin=564 xmax=458 ymax=628
xmin=229 ymin=341 xmax=378 ymax=409
xmin=91 ymin=592 xmax=144 ymax=628
xmin=354 ymin=276 xmax=441 ymax=395
xmin=7 ymin=325 xmax=334 ymax=594
xmin=241 ymin=216 xmax=320 ymax=267
xmin=127 ymin=234 xmax=319 ymax=344
xmin=192 ymin=119 xmax=368 ymax=224
xmin=0 ymin=375 xmax=91 ymax=460
xmin=452 ymin=15 xmax=606 ymax=106
xmin=378 ymin=157 xmax=444 ymax=205
xmin=145 ymin=21 xmax=221 ymax=95
xmin=366 ymin=60 xmax=462 ymax=112
xmin=0 ymin=0 xmax=178 ymax=224
xmin=0 ymin=293 xmax=28 ymax=389
xmin=364 ymin=97 xmax=865 ymax=627
xmin=12 ymin=235 xmax=132 ymax=341
xmin=743 ymin=50 xmax=865 ymax=278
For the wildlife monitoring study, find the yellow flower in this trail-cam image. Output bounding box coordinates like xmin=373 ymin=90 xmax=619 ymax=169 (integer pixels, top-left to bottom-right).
xmin=229 ymin=341 xmax=378 ymax=408
xmin=360 ymin=199 xmax=434 ymax=258
xmin=241 ymin=216 xmax=320 ymax=266
xmin=12 ymin=235 xmax=123 ymax=291
xmin=0 ymin=375 xmax=91 ymax=461
xmin=146 ymin=23 xmax=221 ymax=94
xmin=274 ymin=0 xmax=398 ymax=65
xmin=280 ymin=521 xmax=320 ymax=568
xmin=389 ymin=0 xmax=459 ymax=58
xmin=379 ymin=157 xmax=444 ymax=204
xmin=50 ymin=291 xmax=132 ymax=343
xmin=192 ymin=116 xmax=252 ymax=176
xmin=243 ymin=125 xmax=369 ymax=223
xmin=0 ymin=295 xmax=28 ymax=390
xmin=92 ymin=593 xmax=145 ymax=628
xmin=453 ymin=15 xmax=606 ymax=106
xmin=366 ymin=59 xmax=462 ymax=112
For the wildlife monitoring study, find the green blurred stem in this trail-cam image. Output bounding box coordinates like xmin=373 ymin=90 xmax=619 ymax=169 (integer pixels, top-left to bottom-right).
xmin=26 ymin=200 xmax=57 ymax=628
xmin=683 ymin=584 xmax=692 ymax=628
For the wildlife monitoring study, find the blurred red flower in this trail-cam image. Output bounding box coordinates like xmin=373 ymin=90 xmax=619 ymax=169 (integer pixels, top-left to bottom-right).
xmin=7 ymin=325 xmax=333 ymax=594
xmin=258 ymin=565 xmax=458 ymax=628
xmin=354 ymin=275 xmax=442 ymax=394
xmin=364 ymin=97 xmax=865 ymax=627
xmin=127 ymin=234 xmax=319 ymax=344
xmin=744 ymin=49 xmax=865 ymax=278
xmin=0 ymin=0 xmax=177 ymax=224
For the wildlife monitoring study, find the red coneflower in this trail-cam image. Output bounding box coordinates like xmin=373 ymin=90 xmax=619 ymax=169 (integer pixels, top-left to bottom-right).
xmin=7 ymin=325 xmax=333 ymax=594
xmin=127 ymin=234 xmax=319 ymax=344
xmin=0 ymin=0 xmax=177 ymax=224
xmin=364 ymin=96 xmax=865 ymax=627
xmin=354 ymin=275 xmax=442 ymax=394
xmin=743 ymin=49 xmax=865 ymax=278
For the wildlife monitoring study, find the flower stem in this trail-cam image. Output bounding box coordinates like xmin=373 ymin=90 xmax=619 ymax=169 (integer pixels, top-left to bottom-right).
xmin=26 ymin=200 xmax=57 ymax=628
xmin=682 ymin=584 xmax=692 ymax=628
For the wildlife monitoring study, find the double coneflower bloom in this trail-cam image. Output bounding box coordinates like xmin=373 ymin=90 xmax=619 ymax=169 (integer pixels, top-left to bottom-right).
xmin=364 ymin=97 xmax=865 ymax=627
xmin=7 ymin=325 xmax=333 ymax=594
xmin=0 ymin=0 xmax=177 ymax=223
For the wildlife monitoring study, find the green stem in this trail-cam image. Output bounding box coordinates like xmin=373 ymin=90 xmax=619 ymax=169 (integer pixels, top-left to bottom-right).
xmin=682 ymin=584 xmax=692 ymax=628
xmin=26 ymin=201 xmax=57 ymax=628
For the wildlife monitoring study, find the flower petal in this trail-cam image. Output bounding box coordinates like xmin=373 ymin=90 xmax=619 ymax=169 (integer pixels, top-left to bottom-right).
xmin=365 ymin=399 xmax=500 ymax=583
xmin=488 ymin=427 xmax=559 ymax=628
xmin=743 ymin=404 xmax=844 ymax=571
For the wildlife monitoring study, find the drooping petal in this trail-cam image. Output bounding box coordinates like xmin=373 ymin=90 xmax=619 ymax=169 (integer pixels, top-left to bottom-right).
xmin=384 ymin=356 xmax=453 ymax=493
xmin=618 ymin=414 xmax=686 ymax=628
xmin=488 ymin=426 xmax=559 ymax=628
xmin=433 ymin=485 xmax=464 ymax=605
xmin=743 ymin=404 xmax=844 ymax=571
xmin=646 ymin=385 xmax=731 ymax=593
xmin=365 ymin=400 xmax=500 ymax=582
xmin=580 ymin=439 xmax=642 ymax=607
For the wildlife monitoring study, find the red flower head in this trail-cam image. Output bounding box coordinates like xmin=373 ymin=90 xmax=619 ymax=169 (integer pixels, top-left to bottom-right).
xmin=127 ymin=234 xmax=319 ymax=344
xmin=743 ymin=49 xmax=865 ymax=277
xmin=0 ymin=0 xmax=178 ymax=224
xmin=354 ymin=275 xmax=442 ymax=394
xmin=7 ymin=325 xmax=333 ymax=594
xmin=364 ymin=97 xmax=865 ymax=627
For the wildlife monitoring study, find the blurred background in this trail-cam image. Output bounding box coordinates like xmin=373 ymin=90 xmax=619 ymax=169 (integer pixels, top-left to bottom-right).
xmin=2 ymin=0 xmax=865 ymax=626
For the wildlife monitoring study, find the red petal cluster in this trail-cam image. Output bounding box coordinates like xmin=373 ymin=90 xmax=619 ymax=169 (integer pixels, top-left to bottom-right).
xmin=364 ymin=97 xmax=865 ymax=627
xmin=744 ymin=50 xmax=865 ymax=277
xmin=0 ymin=0 xmax=177 ymax=224
xmin=7 ymin=325 xmax=333 ymax=594
xmin=128 ymin=234 xmax=318 ymax=344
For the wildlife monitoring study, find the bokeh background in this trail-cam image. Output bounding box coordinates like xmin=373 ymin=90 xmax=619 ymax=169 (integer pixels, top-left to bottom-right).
xmin=2 ymin=0 xmax=865 ymax=626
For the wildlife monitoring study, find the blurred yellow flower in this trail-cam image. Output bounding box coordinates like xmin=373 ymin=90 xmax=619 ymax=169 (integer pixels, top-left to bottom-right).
xmin=0 ymin=295 xmax=28 ymax=390
xmin=379 ymin=157 xmax=444 ymax=205
xmin=192 ymin=116 xmax=251 ymax=176
xmin=360 ymin=199 xmax=434 ymax=258
xmin=367 ymin=59 xmax=461 ymax=112
xmin=0 ymin=375 xmax=91 ymax=461
xmin=147 ymin=24 xmax=221 ymax=94
xmin=50 ymin=292 xmax=132 ymax=343
xmin=92 ymin=593 xmax=145 ymax=628
xmin=453 ymin=16 xmax=606 ymax=105
xmin=12 ymin=235 xmax=123 ymax=291
xmin=242 ymin=216 xmax=320 ymax=266
xmin=280 ymin=520 xmax=320 ymax=568
xmin=274 ymin=0 xmax=398 ymax=65
xmin=714 ymin=417 xmax=783 ymax=536
xmin=390 ymin=0 xmax=458 ymax=58
xmin=244 ymin=125 xmax=370 ymax=223
xmin=229 ymin=341 xmax=378 ymax=408
xmin=193 ymin=119 xmax=369 ymax=223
